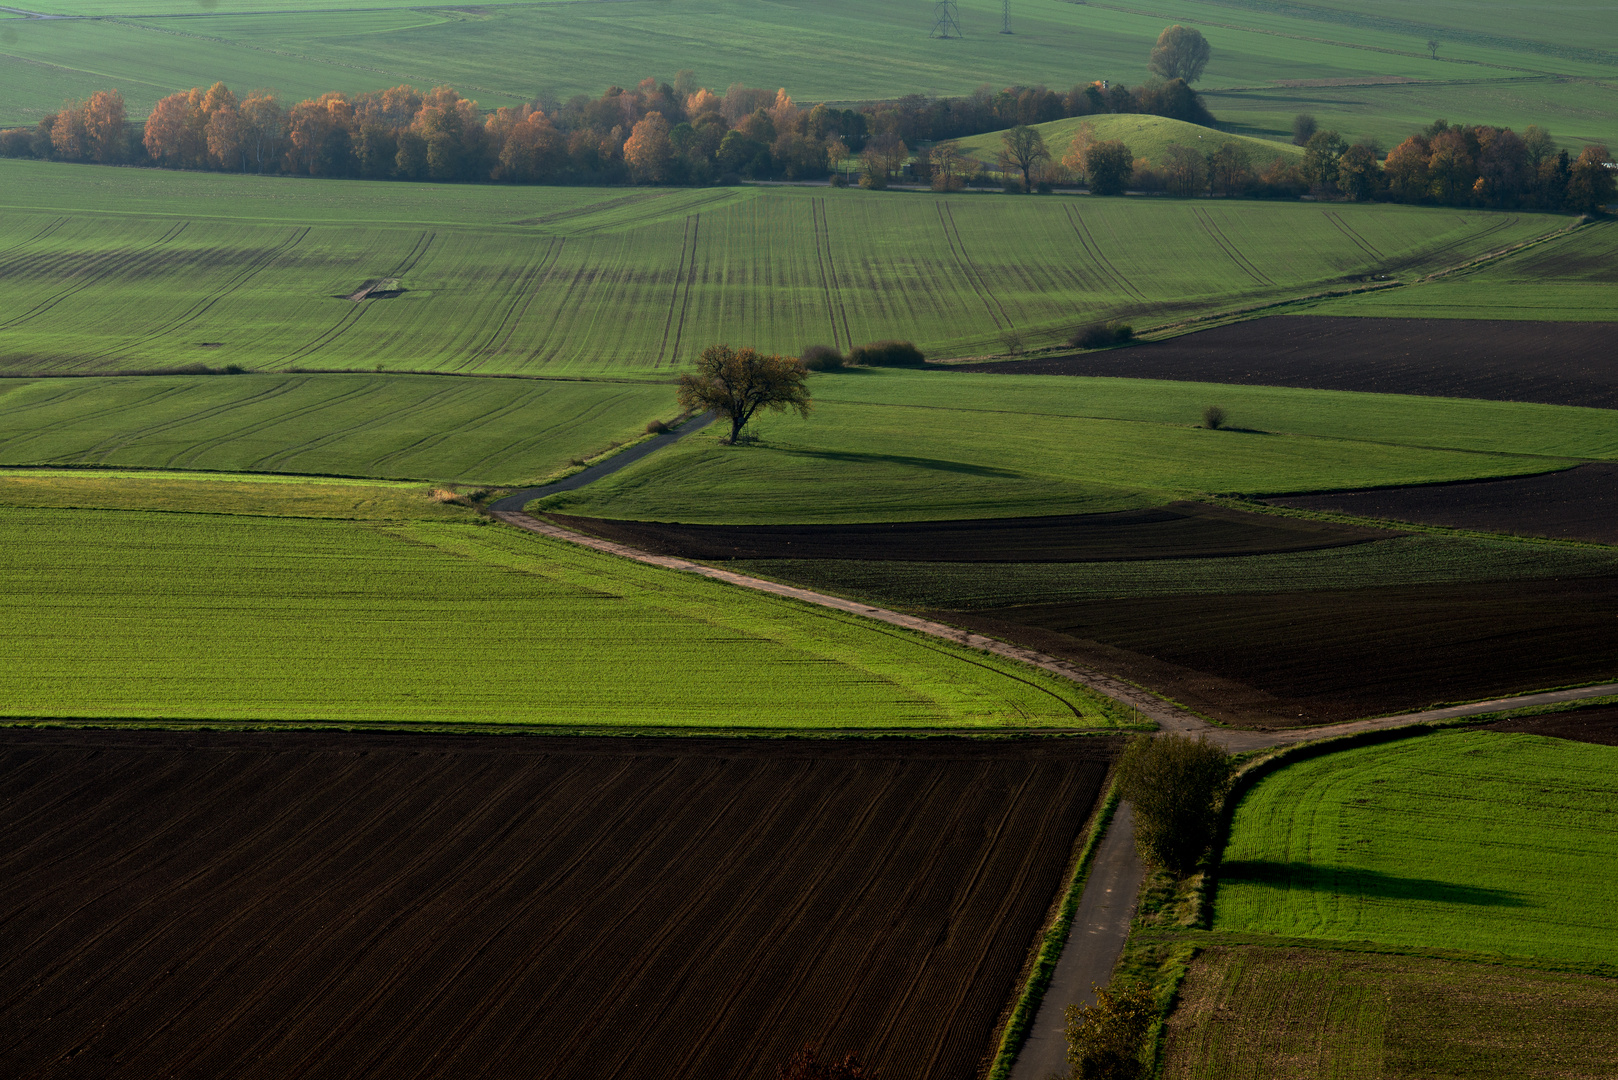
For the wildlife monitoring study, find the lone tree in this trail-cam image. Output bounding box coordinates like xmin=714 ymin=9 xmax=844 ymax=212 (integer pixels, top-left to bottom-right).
xmin=1426 ymin=37 xmax=1440 ymax=59
xmin=1148 ymin=25 xmax=1212 ymax=84
xmin=677 ymin=344 xmax=811 ymax=444
xmin=1001 ymin=124 xmax=1050 ymax=192
xmin=1116 ymin=734 xmax=1233 ymax=877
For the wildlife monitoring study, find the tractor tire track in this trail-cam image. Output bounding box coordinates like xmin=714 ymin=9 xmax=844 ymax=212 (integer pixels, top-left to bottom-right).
xmin=657 ymin=216 xmax=696 ymax=364
xmin=71 ymin=378 xmax=308 ymax=464
xmin=1066 ymin=206 xmax=1150 ymax=302
xmin=457 ymin=239 xmax=562 ymax=372
xmin=0 ymin=221 xmax=192 ymax=333
xmin=665 ymin=213 xmax=703 ymax=368
xmin=163 ymin=380 xmax=378 ymax=470
xmin=1324 ymin=210 xmax=1382 ymax=259
xmin=1194 ymin=207 xmax=1273 ymax=285
xmin=936 ymin=202 xmax=1009 ymax=329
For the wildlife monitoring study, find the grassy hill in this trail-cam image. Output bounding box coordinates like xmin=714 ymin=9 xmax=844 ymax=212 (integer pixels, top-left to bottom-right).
xmin=0 ymin=160 xmax=1573 ymax=376
xmin=2 ymin=0 xmax=1614 ymax=151
xmin=952 ymin=113 xmax=1304 ymax=170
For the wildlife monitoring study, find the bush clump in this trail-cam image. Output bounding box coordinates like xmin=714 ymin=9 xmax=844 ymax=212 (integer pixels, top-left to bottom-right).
xmin=848 ymin=340 xmax=926 ymax=367
xmin=799 ymin=344 xmax=846 ymax=371
xmin=645 ymin=419 xmax=670 ymax=434
xmin=1202 ymin=405 xmax=1227 ymax=429
xmin=1068 ymin=322 xmax=1134 ymax=350
xmin=1064 ymin=980 xmax=1157 ymax=1080
xmin=1117 ymin=734 xmax=1233 ymax=877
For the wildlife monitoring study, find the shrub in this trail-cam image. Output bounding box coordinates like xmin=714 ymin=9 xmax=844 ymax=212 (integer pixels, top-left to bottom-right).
xmin=799 ymin=344 xmax=845 ymax=371
xmin=848 ymin=339 xmax=926 ymax=367
xmin=1064 ymin=981 xmax=1157 ymax=1080
xmin=777 ymin=1045 xmax=872 ymax=1079
xmin=1292 ymin=113 xmax=1318 ymax=146
xmin=645 ymin=419 xmax=670 ymax=434
xmin=1068 ymin=322 xmax=1133 ymax=349
xmin=999 ymin=329 xmax=1025 ymax=356
xmin=1116 ymin=734 xmax=1233 ymax=877
xmin=1202 ymin=405 xmax=1226 ymax=429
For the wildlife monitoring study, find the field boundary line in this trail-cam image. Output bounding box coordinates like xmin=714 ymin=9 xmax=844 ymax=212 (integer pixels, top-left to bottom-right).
xmin=1416 ymin=218 xmax=1594 ymax=282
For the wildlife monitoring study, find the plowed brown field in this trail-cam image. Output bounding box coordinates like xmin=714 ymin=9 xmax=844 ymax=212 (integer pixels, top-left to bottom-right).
xmin=936 ymin=576 xmax=1618 ymax=727
xmin=545 ymin=502 xmax=1392 ymax=563
xmin=959 ymin=316 xmax=1618 ymax=408
xmin=0 ymin=731 xmax=1117 ymax=1080
xmin=1483 ymin=704 xmax=1618 ymax=745
xmin=1271 ymin=463 xmax=1618 ymax=545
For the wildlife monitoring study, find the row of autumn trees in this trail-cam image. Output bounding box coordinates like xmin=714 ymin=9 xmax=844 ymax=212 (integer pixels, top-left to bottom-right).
xmin=0 ymin=73 xmax=1215 ymax=186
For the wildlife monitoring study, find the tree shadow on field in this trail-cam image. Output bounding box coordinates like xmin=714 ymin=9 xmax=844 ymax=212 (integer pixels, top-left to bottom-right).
xmin=773 ymin=447 xmax=1025 ymax=479
xmin=1219 ymin=860 xmax=1529 ymax=907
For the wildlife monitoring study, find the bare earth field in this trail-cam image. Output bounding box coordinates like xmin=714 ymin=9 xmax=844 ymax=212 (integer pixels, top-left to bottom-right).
xmin=936 ymin=577 xmax=1618 ymax=727
xmin=0 ymin=730 xmax=1117 ymax=1080
xmin=1272 ymin=463 xmax=1618 ymax=545
xmin=960 ymin=317 xmax=1618 ymax=409
xmin=1483 ymin=704 xmax=1618 ymax=746
xmin=546 ymin=503 xmax=1394 ymax=563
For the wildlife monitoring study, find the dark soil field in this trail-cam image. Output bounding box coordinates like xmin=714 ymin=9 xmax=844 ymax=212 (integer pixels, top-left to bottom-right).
xmin=0 ymin=730 xmax=1117 ymax=1080
xmin=934 ymin=576 xmax=1618 ymax=727
xmin=957 ymin=317 xmax=1618 ymax=409
xmin=547 ymin=502 xmax=1392 ymax=562
xmin=1271 ymin=463 xmax=1618 ymax=545
xmin=1483 ymin=704 xmax=1618 ymax=746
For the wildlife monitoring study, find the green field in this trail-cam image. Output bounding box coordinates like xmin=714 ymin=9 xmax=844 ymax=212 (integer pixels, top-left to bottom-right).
xmin=1312 ymin=218 xmax=1618 ymax=321
xmin=3 ymin=0 xmax=1615 ymax=154
xmin=0 ymin=484 xmax=1122 ymax=728
xmin=0 ymin=373 xmax=673 ymax=484
xmin=1215 ymin=731 xmax=1618 ymax=965
xmin=0 ymin=468 xmax=476 ymax=517
xmin=1162 ymin=945 xmax=1618 ymax=1079
xmin=0 ymin=161 xmax=1570 ymax=375
xmin=538 ymin=369 xmax=1616 ymax=523
xmin=952 ymin=113 xmax=1305 ymax=170
xmin=730 ymin=531 xmax=1618 ymax=610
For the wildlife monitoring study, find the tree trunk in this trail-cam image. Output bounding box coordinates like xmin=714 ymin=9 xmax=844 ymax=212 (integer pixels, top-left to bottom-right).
xmin=729 ymin=414 xmax=745 ymax=443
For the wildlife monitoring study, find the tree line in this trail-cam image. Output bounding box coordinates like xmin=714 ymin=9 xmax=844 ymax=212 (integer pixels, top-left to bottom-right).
xmin=980 ymin=117 xmax=1613 ymax=213
xmin=0 ymin=72 xmax=1215 ymax=187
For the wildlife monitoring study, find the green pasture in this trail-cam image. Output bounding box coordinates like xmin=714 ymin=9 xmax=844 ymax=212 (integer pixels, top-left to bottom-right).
xmin=731 ymin=532 xmax=1618 ymax=611
xmin=1162 ymin=945 xmax=1618 ymax=1079
xmin=0 ymin=160 xmax=1572 ymax=374
xmin=1313 ymin=219 xmax=1618 ymax=321
xmin=539 ymin=369 xmax=1615 ymax=523
xmin=0 ymin=373 xmax=674 ymax=484
xmin=0 ymin=495 xmax=1120 ymax=728
xmin=3 ymin=0 xmax=1615 ymax=150
xmin=1215 ymin=730 xmax=1618 ymax=965
xmin=0 ymin=468 xmax=474 ymax=517
xmin=951 ymin=114 xmax=1304 ymax=170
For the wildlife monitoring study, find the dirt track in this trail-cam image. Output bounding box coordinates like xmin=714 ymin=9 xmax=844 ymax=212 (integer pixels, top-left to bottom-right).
xmin=0 ymin=730 xmax=1115 ymax=1080
xmin=955 ymin=316 xmax=1618 ymax=409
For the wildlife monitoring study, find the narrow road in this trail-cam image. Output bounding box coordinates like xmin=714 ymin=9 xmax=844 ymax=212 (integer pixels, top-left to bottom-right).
xmin=1011 ymin=802 xmax=1147 ymax=1080
xmin=488 ymin=410 xmax=713 ymax=514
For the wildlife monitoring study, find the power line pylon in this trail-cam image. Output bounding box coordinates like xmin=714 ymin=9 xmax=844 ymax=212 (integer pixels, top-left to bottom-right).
xmin=930 ymin=0 xmax=962 ymax=39
xmin=1001 ymin=0 xmax=1012 ymax=33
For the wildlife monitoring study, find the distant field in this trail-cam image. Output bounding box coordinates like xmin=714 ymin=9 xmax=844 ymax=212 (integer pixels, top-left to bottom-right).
xmin=971 ymin=314 xmax=1618 ymax=406
xmin=0 ymin=374 xmax=673 ymax=484
xmin=1162 ymin=945 xmax=1618 ymax=1079
xmin=0 ymin=496 xmax=1116 ymax=728
xmin=1216 ymin=731 xmax=1618 ymax=964
xmin=951 ymin=113 xmax=1304 ymax=170
xmin=539 ymin=370 xmax=1614 ymax=524
xmin=2 ymin=0 xmax=1614 ymax=152
xmin=1314 ymin=219 xmax=1618 ymax=321
xmin=0 ymin=162 xmax=1575 ymax=374
xmin=0 ymin=731 xmax=1117 ymax=1079
xmin=0 ymin=468 xmax=474 ymax=518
